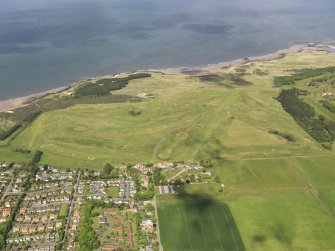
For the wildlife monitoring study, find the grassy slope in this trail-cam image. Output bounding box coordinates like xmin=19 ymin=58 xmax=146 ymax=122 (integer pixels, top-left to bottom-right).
xmin=3 ymin=49 xmax=335 ymax=250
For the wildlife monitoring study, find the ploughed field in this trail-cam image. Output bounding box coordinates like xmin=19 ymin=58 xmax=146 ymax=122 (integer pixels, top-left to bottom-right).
xmin=1 ymin=49 xmax=335 ymax=250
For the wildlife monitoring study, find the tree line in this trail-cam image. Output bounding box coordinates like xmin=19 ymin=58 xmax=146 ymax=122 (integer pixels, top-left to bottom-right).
xmin=0 ymin=124 xmax=21 ymax=140
xmin=274 ymin=66 xmax=335 ymax=86
xmin=75 ymin=73 xmax=151 ymax=97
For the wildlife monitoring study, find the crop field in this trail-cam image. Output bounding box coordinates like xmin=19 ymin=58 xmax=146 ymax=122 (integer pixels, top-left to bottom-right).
xmin=157 ymin=201 xmax=245 ymax=251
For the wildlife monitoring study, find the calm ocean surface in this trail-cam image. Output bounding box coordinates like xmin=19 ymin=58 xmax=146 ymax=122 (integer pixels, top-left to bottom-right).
xmin=0 ymin=0 xmax=335 ymax=100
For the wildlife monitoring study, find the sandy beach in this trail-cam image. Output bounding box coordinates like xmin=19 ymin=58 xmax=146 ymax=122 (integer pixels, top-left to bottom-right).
xmin=0 ymin=85 xmax=73 ymax=112
xmin=0 ymin=41 xmax=334 ymax=113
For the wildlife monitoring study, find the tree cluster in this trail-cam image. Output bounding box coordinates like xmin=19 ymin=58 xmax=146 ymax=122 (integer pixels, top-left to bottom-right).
xmin=22 ymin=110 xmax=42 ymax=123
xmin=0 ymin=194 xmax=25 ymax=248
xmin=29 ymin=150 xmax=43 ymax=166
xmin=274 ymin=66 xmax=335 ymax=86
xmin=100 ymin=163 xmax=120 ymax=179
xmin=277 ymin=89 xmax=334 ymax=145
xmin=320 ymin=100 xmax=335 ymax=113
xmin=128 ymin=108 xmax=142 ymax=116
xmin=153 ymin=168 xmax=167 ymax=186
xmin=75 ymin=73 xmax=151 ymax=97
xmin=76 ymin=201 xmax=100 ymax=250
xmin=0 ymin=124 xmax=21 ymax=140
xmin=200 ymin=159 xmax=214 ymax=168
xmin=11 ymin=147 xmax=31 ymax=154
xmin=308 ymin=74 xmax=335 ymax=87
xmin=134 ymin=176 xmax=155 ymax=200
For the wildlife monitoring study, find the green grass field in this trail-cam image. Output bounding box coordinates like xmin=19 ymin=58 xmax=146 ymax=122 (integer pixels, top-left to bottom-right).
xmin=228 ymin=192 xmax=335 ymax=251
xmin=216 ymin=156 xmax=335 ymax=250
xmin=158 ymin=201 xmax=245 ymax=251
xmin=8 ymin=50 xmax=335 ymax=168
xmin=59 ymin=203 xmax=69 ymax=218
xmin=107 ymin=186 xmax=119 ymax=197
xmin=0 ymin=146 xmax=31 ymax=163
xmin=157 ymin=156 xmax=335 ymax=251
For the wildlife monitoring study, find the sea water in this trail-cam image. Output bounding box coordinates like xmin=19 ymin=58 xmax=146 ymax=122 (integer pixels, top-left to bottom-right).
xmin=0 ymin=0 xmax=335 ymax=100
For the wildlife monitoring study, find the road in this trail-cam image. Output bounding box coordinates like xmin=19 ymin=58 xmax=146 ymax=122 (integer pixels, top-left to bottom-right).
xmin=0 ymin=178 xmax=13 ymax=203
xmin=60 ymin=172 xmax=81 ymax=247
xmin=26 ymin=186 xmax=73 ymax=195
xmin=98 ymin=215 xmax=114 ymax=251
xmin=153 ymin=195 xmax=163 ymax=251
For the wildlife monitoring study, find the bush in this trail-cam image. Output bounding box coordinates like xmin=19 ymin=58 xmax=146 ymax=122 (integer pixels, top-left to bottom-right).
xmin=30 ymin=151 xmax=43 ymax=166
xmin=268 ymin=130 xmax=294 ymax=142
xmin=128 ymin=109 xmax=142 ymax=116
xmin=200 ymin=159 xmax=214 ymax=168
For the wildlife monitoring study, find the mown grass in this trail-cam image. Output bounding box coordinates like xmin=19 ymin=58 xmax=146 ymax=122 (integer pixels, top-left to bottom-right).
xmin=228 ymin=192 xmax=335 ymax=251
xmin=0 ymin=146 xmax=31 ymax=164
xmin=59 ymin=203 xmax=69 ymax=218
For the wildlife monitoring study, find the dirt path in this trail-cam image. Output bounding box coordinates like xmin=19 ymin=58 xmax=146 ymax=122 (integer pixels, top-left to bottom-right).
xmin=153 ymin=195 xmax=164 ymax=251
xmin=227 ymin=153 xmax=335 ymax=161
xmin=168 ymin=169 xmax=188 ymax=182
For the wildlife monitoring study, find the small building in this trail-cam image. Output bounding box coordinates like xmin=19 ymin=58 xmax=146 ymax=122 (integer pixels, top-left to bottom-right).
xmin=140 ymin=218 xmax=154 ymax=233
xmin=155 ymin=162 xmax=174 ymax=170
xmin=2 ymin=207 xmax=11 ymax=218
xmin=322 ymin=92 xmax=335 ymax=97
xmin=19 ymin=207 xmax=27 ymax=215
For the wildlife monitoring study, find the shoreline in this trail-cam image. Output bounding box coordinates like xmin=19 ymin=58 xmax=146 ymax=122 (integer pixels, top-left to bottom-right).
xmin=0 ymin=41 xmax=334 ymax=112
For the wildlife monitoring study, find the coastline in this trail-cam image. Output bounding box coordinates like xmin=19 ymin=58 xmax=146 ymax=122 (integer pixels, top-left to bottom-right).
xmin=0 ymin=84 xmax=75 ymax=113
xmin=0 ymin=41 xmax=334 ymax=113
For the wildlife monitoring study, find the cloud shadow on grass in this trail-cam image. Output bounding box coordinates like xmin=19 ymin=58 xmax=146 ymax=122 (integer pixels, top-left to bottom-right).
xmin=198 ymin=74 xmax=252 ymax=88
xmin=169 ymin=185 xmax=246 ymax=251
